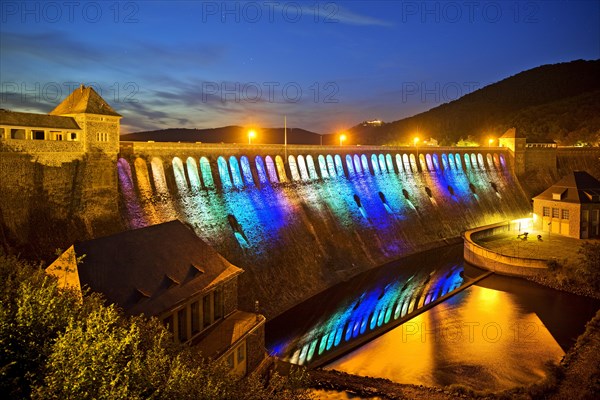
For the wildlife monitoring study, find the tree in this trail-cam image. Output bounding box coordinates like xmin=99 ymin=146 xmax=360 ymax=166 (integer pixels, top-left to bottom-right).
xmin=0 ymin=255 xmax=313 ymax=399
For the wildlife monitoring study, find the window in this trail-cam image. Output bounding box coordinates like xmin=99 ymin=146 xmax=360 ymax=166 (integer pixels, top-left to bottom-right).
xmin=10 ymin=128 xmax=25 ymax=139
xmin=214 ymin=288 xmax=224 ymax=320
xmin=552 ymin=208 xmax=559 ymax=219
xmin=97 ymin=132 xmax=109 ymax=142
xmin=177 ymin=308 xmax=187 ymax=342
xmin=55 ymin=133 xmax=63 ymax=141
xmin=226 ymin=353 xmax=234 ymax=369
xmin=191 ymin=301 xmax=201 ymax=334
xmin=543 ymin=207 xmax=550 ymax=217
xmin=203 ymin=294 xmax=212 ymax=328
xmin=32 ymin=130 xmax=45 ymax=140
xmin=561 ymin=209 xmax=569 ymax=220
xmin=70 ymin=132 xmax=78 ymax=140
xmin=237 ymin=343 xmax=245 ymax=363
xmin=0 ymin=127 xmax=4 ymax=139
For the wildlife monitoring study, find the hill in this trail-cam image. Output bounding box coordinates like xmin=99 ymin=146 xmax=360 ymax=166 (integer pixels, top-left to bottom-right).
xmin=121 ymin=126 xmax=342 ymax=145
xmin=351 ymin=59 xmax=600 ymax=146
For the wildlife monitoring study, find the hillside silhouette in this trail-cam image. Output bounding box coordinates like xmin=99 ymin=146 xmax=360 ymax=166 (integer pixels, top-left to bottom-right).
xmin=351 ymin=59 xmax=600 ymax=146
xmin=124 ymin=59 xmax=600 ymax=146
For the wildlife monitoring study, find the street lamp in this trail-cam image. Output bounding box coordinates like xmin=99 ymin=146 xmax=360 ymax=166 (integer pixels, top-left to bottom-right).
xmin=248 ymin=130 xmax=256 ymax=144
xmin=340 ymin=133 xmax=347 ymax=146
xmin=488 ymin=138 xmax=494 ymax=147
xmin=413 ymin=136 xmax=420 ymax=167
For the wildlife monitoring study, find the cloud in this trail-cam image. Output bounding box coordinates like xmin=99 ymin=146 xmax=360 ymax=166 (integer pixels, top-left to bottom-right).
xmin=331 ymin=5 xmax=393 ymax=27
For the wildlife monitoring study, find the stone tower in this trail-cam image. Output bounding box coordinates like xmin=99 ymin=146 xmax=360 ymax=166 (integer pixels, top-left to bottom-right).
xmin=49 ymin=84 xmax=121 ymax=156
xmin=498 ymin=127 xmax=526 ymax=176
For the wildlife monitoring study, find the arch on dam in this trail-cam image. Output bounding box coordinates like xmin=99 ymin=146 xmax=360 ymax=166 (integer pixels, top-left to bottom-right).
xmin=345 ymin=155 xmax=355 ymax=177
xmin=353 ymin=154 xmax=362 ymax=174
xmin=133 ymin=157 xmax=153 ymax=198
xmin=172 ymin=157 xmax=188 ymax=191
xmin=229 ymin=156 xmax=244 ymax=188
xmin=419 ymin=154 xmax=426 ymax=171
xmin=326 ymin=155 xmax=336 ymax=177
xmin=433 ymin=154 xmax=440 ymax=171
xmin=463 ymin=153 xmax=471 ymax=169
xmin=361 ymin=154 xmax=370 ymax=174
xmin=441 ymin=153 xmax=449 ymax=170
xmin=217 ymin=156 xmax=232 ymax=189
xmin=470 ymin=153 xmax=478 ymax=169
xmin=402 ymin=154 xmax=411 ymax=172
xmin=288 ymin=155 xmax=301 ymax=182
xmin=275 ymin=155 xmax=288 ymax=182
xmin=265 ymin=156 xmax=279 ymax=183
xmin=306 ymin=155 xmax=319 ymax=180
xmin=425 ymin=154 xmax=433 ymax=171
xmin=255 ymin=156 xmax=269 ymax=184
xmin=318 ymin=155 xmax=329 ymax=178
xmin=334 ymin=154 xmax=345 ymax=177
xmin=199 ymin=156 xmax=214 ymax=188
xmin=297 ymin=155 xmax=309 ymax=181
xmin=486 ymin=153 xmax=494 ymax=170
xmin=378 ymin=154 xmax=386 ymax=173
xmin=371 ymin=154 xmax=380 ymax=174
xmin=186 ymin=157 xmax=201 ymax=190
xmin=386 ymin=154 xmax=394 ymax=173
xmin=477 ymin=153 xmax=485 ymax=169
xmin=493 ymin=153 xmax=500 ymax=169
xmin=409 ymin=154 xmax=418 ymax=172
xmin=150 ymin=157 xmax=169 ymax=195
xmin=240 ymin=156 xmax=255 ymax=186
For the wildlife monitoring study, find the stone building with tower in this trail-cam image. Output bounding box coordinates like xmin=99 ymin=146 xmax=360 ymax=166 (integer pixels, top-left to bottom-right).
xmin=47 ymin=220 xmax=267 ymax=377
xmin=499 ymin=127 xmax=558 ymax=176
xmin=0 ymin=84 xmax=121 ymax=163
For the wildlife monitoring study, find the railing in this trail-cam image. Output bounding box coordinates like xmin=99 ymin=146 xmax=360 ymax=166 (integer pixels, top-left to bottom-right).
xmin=463 ymin=220 xmax=548 ymax=276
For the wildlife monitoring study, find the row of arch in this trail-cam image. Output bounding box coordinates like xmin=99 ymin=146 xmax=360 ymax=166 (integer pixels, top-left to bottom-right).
xmin=126 ymin=151 xmax=506 ymax=192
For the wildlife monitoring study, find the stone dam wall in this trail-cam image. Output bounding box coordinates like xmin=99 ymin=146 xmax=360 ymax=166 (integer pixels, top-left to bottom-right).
xmin=1 ymin=142 xmax=596 ymax=317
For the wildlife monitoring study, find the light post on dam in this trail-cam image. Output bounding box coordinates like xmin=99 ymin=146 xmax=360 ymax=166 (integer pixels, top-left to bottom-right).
xmin=413 ymin=136 xmax=420 ymax=170
xmin=340 ymin=133 xmax=347 ymax=146
xmin=248 ymin=129 xmax=256 ymax=145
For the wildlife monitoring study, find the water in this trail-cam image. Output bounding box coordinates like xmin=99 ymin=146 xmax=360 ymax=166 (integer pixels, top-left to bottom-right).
xmin=267 ymin=245 xmax=599 ymax=390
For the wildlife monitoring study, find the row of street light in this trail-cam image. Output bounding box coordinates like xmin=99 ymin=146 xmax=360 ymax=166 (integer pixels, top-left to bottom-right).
xmin=246 ymin=129 xmax=496 ymax=147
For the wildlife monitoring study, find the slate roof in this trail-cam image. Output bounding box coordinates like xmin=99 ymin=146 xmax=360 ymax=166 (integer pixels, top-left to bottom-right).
xmin=533 ymin=171 xmax=600 ymax=204
xmin=50 ymin=84 xmax=121 ymax=117
xmin=0 ymin=109 xmax=81 ymax=130
xmin=72 ymin=220 xmax=242 ymax=316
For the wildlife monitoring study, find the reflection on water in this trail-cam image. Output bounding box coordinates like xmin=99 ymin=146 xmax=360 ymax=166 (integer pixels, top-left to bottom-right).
xmin=327 ymin=283 xmax=566 ymax=391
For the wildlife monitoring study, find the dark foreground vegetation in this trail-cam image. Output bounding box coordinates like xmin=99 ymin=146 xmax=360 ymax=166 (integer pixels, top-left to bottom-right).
xmin=0 ymin=255 xmax=311 ymax=400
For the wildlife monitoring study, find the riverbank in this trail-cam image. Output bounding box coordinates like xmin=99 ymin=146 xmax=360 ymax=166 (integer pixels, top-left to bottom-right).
xmin=302 ymin=309 xmax=600 ymax=399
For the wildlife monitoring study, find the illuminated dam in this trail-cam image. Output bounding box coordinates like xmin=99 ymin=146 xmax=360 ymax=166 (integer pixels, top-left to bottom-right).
xmin=116 ymin=143 xmax=531 ymax=320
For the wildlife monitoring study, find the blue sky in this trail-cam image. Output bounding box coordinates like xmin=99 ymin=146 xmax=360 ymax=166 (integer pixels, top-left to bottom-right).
xmin=1 ymin=1 xmax=598 ymax=134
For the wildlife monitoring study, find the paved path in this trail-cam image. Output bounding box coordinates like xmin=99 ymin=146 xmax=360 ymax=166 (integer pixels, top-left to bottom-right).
xmin=475 ymin=228 xmax=585 ymax=262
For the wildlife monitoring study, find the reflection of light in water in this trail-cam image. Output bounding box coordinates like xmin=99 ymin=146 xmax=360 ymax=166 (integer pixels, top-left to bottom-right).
xmin=272 ymin=267 xmax=464 ymax=365
xmin=326 ymin=285 xmax=564 ymax=391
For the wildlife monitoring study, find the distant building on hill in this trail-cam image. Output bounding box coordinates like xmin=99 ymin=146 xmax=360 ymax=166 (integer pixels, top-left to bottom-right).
xmin=532 ymin=171 xmax=600 ymax=238
xmin=47 ymin=220 xmax=266 ymax=376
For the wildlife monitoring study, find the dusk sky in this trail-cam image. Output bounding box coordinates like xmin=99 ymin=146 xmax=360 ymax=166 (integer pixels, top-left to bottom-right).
xmin=1 ymin=1 xmax=598 ymax=134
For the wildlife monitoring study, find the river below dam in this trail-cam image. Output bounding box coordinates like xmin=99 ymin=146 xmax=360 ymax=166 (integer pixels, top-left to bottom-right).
xmin=266 ymin=244 xmax=600 ymax=390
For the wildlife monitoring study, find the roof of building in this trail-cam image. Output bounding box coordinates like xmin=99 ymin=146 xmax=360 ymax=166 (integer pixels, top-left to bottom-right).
xmin=500 ymin=128 xmax=526 ymax=139
xmin=526 ymin=138 xmax=556 ymax=144
xmin=533 ymin=171 xmax=600 ymax=204
xmin=71 ymin=220 xmax=242 ymax=316
xmin=50 ymin=84 xmax=121 ymax=117
xmin=0 ymin=109 xmax=81 ymax=130
xmin=193 ymin=311 xmax=265 ymax=359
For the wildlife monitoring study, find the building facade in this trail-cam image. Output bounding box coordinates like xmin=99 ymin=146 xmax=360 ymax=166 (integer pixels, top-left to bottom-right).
xmin=532 ymin=171 xmax=600 ymax=238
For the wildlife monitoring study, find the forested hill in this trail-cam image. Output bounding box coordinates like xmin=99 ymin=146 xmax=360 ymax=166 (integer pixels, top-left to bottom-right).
xmin=122 ymin=126 xmax=330 ymax=145
xmin=351 ymin=59 xmax=600 ymax=146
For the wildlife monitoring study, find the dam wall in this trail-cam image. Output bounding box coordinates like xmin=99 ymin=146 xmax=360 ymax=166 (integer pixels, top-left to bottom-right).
xmin=115 ymin=143 xmax=531 ymax=317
